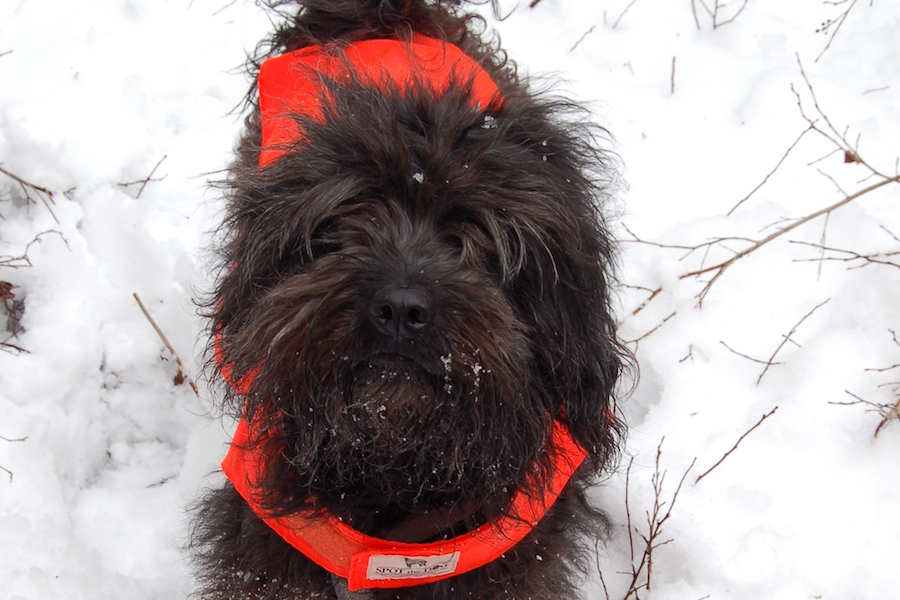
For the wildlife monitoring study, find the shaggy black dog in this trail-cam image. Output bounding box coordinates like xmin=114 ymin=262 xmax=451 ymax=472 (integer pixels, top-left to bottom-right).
xmin=191 ymin=1 xmax=626 ymax=598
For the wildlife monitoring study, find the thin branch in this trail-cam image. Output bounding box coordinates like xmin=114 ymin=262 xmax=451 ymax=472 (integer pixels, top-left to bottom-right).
xmin=133 ymin=293 xmax=199 ymax=396
xmin=715 ymin=0 xmax=750 ymax=28
xmin=670 ymin=56 xmax=676 ymax=95
xmin=630 ymin=286 xmax=661 ymax=316
xmin=624 ymin=456 xmax=636 ymax=572
xmin=1 ymin=434 xmax=27 ymax=483
xmin=691 ymin=0 xmax=749 ymax=29
xmin=691 ymin=0 xmax=702 ymax=29
xmin=815 ymin=0 xmax=859 ymax=62
xmin=570 ymin=25 xmax=597 ymax=52
xmin=837 ymin=391 xmax=900 ymax=438
xmin=695 ymin=406 xmax=779 ymax=484
xmin=719 ymin=341 xmax=779 ymax=366
xmin=875 ymin=397 xmax=900 ymax=437
xmin=795 ymin=54 xmax=889 ymax=179
xmin=756 ymin=299 xmax=830 ymax=384
xmin=682 ymin=176 xmax=899 ymax=305
xmin=728 ymin=126 xmax=814 ymax=215
xmin=622 ymin=224 xmax=757 ymax=268
xmin=622 ymin=439 xmax=696 ymax=600
xmin=694 ymin=0 xmax=714 ymax=20
xmin=612 ymin=0 xmax=641 ymax=29
xmin=0 ymin=340 xmax=28 ymax=354
xmin=118 ymin=154 xmax=167 ymax=200
xmin=791 ymin=240 xmax=900 ymax=270
xmin=862 ymin=86 xmax=890 ymax=96
xmin=0 ymin=230 xmax=68 ymax=269
xmin=212 ymin=0 xmax=238 ymax=17
xmin=626 ymin=311 xmax=676 ymax=346
xmin=0 ymin=165 xmax=60 ymax=224
xmin=677 ymin=55 xmax=900 ymax=303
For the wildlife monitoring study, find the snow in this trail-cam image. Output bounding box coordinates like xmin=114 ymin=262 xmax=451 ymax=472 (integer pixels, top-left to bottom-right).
xmin=1 ymin=1 xmax=898 ymax=598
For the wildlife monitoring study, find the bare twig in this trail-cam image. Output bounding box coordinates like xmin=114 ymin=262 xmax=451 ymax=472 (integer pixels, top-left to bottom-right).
xmin=815 ymin=0 xmax=868 ymax=62
xmin=794 ymin=54 xmax=891 ymax=179
xmin=670 ymin=56 xmax=676 ymax=95
xmin=866 ymin=330 xmax=900 ymax=374
xmin=720 ymin=301 xmax=830 ymax=383
xmin=691 ymin=0 xmax=702 ymax=29
xmin=1 ymin=434 xmax=27 ymax=483
xmin=728 ymin=126 xmax=815 ymax=215
xmin=133 ymin=293 xmax=199 ymax=396
xmin=714 ymin=0 xmax=750 ymax=28
xmin=118 ymin=154 xmax=167 ymax=200
xmin=0 ymin=340 xmax=28 ymax=354
xmin=791 ymin=232 xmax=900 ymax=270
xmin=695 ymin=406 xmax=779 ymax=485
xmin=612 ymin=0 xmax=641 ymax=29
xmin=677 ymin=56 xmax=900 ymax=303
xmin=212 ymin=0 xmax=238 ymax=17
xmin=626 ymin=285 xmax=661 ymax=316
xmin=692 ymin=0 xmax=750 ymax=29
xmin=720 ymin=340 xmax=780 ymax=366
xmin=863 ymin=331 xmax=900 ymax=436
xmin=627 ymin=153 xmax=896 ymax=306
xmin=682 ymin=176 xmax=898 ymax=305
xmin=874 ymin=397 xmax=900 ymax=437
xmin=570 ymin=25 xmax=597 ymax=52
xmin=834 ymin=391 xmax=900 ymax=438
xmin=624 ymin=456 xmax=636 ymax=580
xmin=0 ymin=230 xmax=68 ymax=269
xmin=792 ymin=243 xmax=900 ymax=270
xmin=0 ymin=165 xmax=60 ymax=224
xmin=757 ymin=299 xmax=830 ymax=383
xmin=862 ymin=86 xmax=890 ymax=96
xmin=626 ymin=311 xmax=677 ymax=346
xmin=623 ymin=440 xmax=696 ymax=599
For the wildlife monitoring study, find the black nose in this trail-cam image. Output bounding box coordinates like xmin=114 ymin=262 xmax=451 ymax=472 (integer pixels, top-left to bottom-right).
xmin=368 ymin=285 xmax=434 ymax=338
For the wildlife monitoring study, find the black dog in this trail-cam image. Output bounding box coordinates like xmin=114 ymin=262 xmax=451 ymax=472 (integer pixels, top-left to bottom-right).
xmin=191 ymin=1 xmax=626 ymax=598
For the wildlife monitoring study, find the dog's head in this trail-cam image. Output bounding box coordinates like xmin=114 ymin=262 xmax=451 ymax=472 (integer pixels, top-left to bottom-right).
xmin=208 ymin=7 xmax=624 ymax=530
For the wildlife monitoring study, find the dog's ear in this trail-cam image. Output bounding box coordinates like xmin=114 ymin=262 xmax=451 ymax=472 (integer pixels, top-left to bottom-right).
xmin=477 ymin=95 xmax=625 ymax=468
xmin=514 ymin=240 xmax=624 ymax=468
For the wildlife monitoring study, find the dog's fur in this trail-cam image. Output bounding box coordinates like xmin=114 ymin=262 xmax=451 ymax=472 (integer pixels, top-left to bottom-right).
xmin=191 ymin=1 xmax=626 ymax=598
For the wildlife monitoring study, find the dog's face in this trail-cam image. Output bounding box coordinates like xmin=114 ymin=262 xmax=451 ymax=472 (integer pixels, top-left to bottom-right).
xmin=211 ymin=73 xmax=622 ymax=533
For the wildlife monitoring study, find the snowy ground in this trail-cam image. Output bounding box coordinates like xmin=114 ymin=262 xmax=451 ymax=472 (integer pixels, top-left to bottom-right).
xmin=1 ymin=1 xmax=898 ymax=599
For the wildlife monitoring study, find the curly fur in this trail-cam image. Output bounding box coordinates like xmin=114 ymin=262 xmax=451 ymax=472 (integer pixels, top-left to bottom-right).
xmin=190 ymin=1 xmax=627 ymax=598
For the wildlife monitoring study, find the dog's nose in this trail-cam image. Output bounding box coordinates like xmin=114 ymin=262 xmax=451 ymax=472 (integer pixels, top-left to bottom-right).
xmin=368 ymin=285 xmax=433 ymax=338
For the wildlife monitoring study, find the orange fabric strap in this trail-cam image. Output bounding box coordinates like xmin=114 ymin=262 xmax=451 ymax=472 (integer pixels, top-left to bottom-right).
xmin=222 ymin=416 xmax=586 ymax=591
xmin=257 ymin=34 xmax=503 ymax=167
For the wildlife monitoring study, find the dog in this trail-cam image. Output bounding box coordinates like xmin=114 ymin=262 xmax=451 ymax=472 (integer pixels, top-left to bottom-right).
xmin=190 ymin=1 xmax=626 ymax=598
